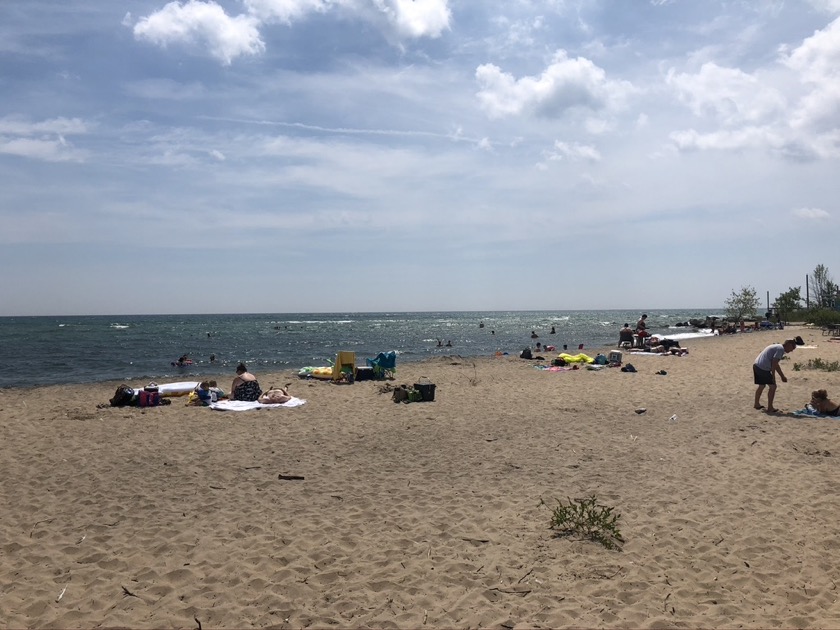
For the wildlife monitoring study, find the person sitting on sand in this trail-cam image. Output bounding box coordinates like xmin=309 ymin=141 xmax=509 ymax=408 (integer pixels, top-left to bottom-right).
xmin=810 ymin=389 xmax=840 ymax=416
xmin=208 ymin=380 xmax=225 ymax=401
xmin=231 ymin=362 xmax=262 ymax=401
xmin=619 ymin=323 xmax=634 ymax=347
xmin=188 ymin=381 xmax=213 ymax=406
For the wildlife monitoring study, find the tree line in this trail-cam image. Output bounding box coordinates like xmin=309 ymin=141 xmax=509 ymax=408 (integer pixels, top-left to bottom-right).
xmin=724 ymin=264 xmax=839 ymax=326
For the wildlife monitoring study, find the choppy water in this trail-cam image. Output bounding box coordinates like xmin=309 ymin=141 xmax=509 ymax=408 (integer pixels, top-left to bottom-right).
xmin=0 ymin=310 xmax=717 ymax=388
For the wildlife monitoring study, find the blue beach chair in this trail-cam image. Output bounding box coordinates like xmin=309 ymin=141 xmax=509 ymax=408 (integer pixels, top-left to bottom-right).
xmin=367 ymin=351 xmax=397 ymax=380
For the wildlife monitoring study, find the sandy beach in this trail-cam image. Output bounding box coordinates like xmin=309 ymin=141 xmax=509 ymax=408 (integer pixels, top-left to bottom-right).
xmin=3 ymin=326 xmax=840 ymax=628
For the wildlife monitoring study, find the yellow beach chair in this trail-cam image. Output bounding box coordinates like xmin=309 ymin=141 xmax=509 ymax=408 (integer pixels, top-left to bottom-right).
xmin=332 ymin=351 xmax=357 ymax=383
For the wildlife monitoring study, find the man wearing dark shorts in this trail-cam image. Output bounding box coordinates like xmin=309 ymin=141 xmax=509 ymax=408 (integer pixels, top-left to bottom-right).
xmin=753 ymin=338 xmax=800 ymax=412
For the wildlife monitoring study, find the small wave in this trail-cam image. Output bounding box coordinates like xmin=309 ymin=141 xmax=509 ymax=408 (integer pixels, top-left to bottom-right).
xmin=286 ymin=320 xmax=354 ymax=325
xmin=110 ymin=324 xmax=129 ymax=329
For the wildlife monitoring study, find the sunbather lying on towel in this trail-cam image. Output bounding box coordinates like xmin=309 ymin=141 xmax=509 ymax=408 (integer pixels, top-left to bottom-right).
xmin=646 ymin=336 xmax=688 ymax=355
xmin=259 ymin=387 xmax=291 ymax=404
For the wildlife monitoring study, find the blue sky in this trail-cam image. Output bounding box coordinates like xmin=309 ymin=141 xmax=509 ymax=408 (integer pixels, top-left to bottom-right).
xmin=1 ymin=0 xmax=839 ymax=315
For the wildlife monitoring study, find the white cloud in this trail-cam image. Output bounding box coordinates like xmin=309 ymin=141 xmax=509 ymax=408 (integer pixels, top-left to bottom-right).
xmin=781 ymin=17 xmax=840 ymax=131
xmin=666 ymin=62 xmax=786 ymax=125
xmin=782 ymin=16 xmax=840 ymax=83
xmin=550 ymin=140 xmax=602 ymax=162
xmin=133 ymin=1 xmax=265 ymax=65
xmin=243 ymin=0 xmax=332 ymax=23
xmin=0 ymin=116 xmax=88 ymax=135
xmin=372 ymin=0 xmax=451 ymax=38
xmin=805 ymin=0 xmax=840 ymax=14
xmin=669 ymin=126 xmax=785 ymax=152
xmin=0 ymin=136 xmax=86 ymax=162
xmin=0 ymin=117 xmax=89 ymax=162
xmin=792 ymin=207 xmax=831 ymax=219
xmin=134 ymin=0 xmax=451 ymax=65
xmin=475 ymin=50 xmax=635 ymax=119
xmin=665 ymin=20 xmax=840 ymax=158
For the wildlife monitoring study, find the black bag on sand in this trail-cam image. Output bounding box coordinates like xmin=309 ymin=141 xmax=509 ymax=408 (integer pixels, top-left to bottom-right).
xmin=392 ymin=386 xmax=409 ymax=403
xmin=414 ymin=378 xmax=436 ymax=402
xmin=110 ymin=384 xmax=136 ymax=407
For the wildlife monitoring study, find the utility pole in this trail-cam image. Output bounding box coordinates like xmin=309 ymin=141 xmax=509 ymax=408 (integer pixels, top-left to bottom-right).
xmin=806 ymin=274 xmax=810 ymax=309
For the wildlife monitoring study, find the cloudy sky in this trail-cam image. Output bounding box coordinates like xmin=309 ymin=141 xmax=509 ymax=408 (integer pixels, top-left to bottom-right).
xmin=2 ymin=0 xmax=839 ymax=315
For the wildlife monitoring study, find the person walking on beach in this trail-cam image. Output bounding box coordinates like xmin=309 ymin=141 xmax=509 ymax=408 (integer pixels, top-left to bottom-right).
xmin=753 ymin=338 xmax=800 ymax=412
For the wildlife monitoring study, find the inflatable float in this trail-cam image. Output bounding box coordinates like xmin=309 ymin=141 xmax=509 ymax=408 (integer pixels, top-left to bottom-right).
xmin=557 ymin=352 xmax=594 ymax=364
xmin=298 ymin=366 xmax=333 ymax=379
xmin=135 ymin=381 xmax=199 ymax=397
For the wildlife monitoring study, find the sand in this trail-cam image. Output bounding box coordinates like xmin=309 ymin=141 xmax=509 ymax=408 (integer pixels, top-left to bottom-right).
xmin=3 ymin=326 xmax=840 ymax=628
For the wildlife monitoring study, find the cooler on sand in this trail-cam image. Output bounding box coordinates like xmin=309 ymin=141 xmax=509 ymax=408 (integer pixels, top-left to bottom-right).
xmin=608 ymin=350 xmax=623 ymax=364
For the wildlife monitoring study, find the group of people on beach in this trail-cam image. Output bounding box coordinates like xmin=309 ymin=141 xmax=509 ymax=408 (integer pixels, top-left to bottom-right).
xmin=182 ymin=362 xmax=292 ymax=406
xmin=618 ymin=314 xmax=654 ymax=349
xmin=184 ymin=317 xmax=836 ymax=416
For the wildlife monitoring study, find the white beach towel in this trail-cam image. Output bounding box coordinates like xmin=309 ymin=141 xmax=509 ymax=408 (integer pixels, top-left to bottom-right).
xmin=209 ymin=397 xmax=306 ymax=411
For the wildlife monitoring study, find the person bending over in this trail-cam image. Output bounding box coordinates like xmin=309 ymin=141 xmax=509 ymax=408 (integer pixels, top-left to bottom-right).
xmin=231 ymin=362 xmax=262 ymax=401
xmin=753 ymin=339 xmax=798 ymax=413
xmin=810 ymin=389 xmax=840 ymax=416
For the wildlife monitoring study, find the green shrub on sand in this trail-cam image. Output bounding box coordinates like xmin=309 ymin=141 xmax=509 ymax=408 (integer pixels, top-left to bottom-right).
xmin=549 ymin=495 xmax=624 ymax=551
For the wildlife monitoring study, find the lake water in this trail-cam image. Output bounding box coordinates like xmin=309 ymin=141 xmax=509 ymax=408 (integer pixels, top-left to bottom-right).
xmin=0 ymin=309 xmax=718 ymax=388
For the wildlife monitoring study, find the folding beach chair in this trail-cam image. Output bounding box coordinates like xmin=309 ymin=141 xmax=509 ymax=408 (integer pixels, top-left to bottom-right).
xmin=366 ymin=351 xmax=397 ymax=379
xmin=332 ymin=351 xmax=357 ymax=383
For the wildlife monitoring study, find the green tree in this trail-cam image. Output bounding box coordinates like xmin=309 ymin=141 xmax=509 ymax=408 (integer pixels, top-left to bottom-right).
xmin=809 ymin=264 xmax=837 ymax=308
xmin=724 ymin=285 xmax=761 ymax=321
xmin=773 ymin=287 xmax=803 ymax=323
